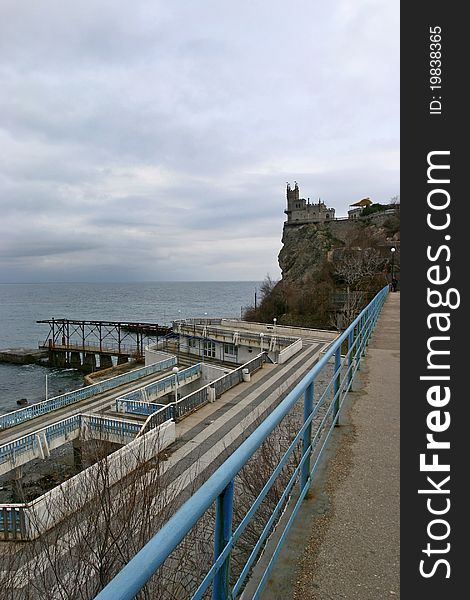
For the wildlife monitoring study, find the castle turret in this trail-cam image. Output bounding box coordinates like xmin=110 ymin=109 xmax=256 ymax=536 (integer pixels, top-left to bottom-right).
xmin=285 ymin=182 xmax=302 ymax=219
xmin=286 ymin=181 xmax=300 ymax=203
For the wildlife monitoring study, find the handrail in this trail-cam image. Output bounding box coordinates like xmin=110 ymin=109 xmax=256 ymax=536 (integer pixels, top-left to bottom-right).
xmin=93 ymin=285 xmax=389 ymax=600
xmin=0 ymin=353 xmax=176 ymax=430
xmin=0 ymin=414 xmax=141 ymax=476
xmin=115 ymin=364 xmax=202 ymax=414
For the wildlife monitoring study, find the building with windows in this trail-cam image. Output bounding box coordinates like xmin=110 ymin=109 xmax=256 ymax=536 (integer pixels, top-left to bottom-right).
xmin=284 ymin=182 xmax=335 ymax=224
xmin=173 ymin=318 xmax=305 ymax=365
xmin=348 ymin=197 xmax=373 ymax=219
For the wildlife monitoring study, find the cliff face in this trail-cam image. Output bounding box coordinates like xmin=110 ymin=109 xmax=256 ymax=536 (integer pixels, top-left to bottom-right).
xmin=278 ymin=218 xmax=399 ymax=285
xmin=279 ymin=223 xmax=336 ymax=284
xmin=245 ymin=212 xmax=399 ymax=328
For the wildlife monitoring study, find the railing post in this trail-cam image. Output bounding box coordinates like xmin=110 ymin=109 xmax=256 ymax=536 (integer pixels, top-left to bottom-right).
xmin=213 ymin=480 xmax=234 ymax=600
xmin=365 ymin=308 xmax=371 ymax=346
xmin=361 ymin=313 xmax=367 ymax=355
xmin=333 ymin=347 xmax=341 ymax=425
xmin=347 ymin=330 xmax=354 ymax=389
xmin=300 ymin=382 xmax=314 ymax=493
xmin=356 ymin=318 xmax=361 ymax=371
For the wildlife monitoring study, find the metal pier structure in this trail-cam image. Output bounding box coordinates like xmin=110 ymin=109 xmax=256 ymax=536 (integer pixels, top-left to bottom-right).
xmin=37 ymin=319 xmax=172 ymax=372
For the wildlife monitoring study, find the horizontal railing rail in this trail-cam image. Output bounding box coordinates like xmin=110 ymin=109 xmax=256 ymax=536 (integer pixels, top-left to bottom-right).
xmin=213 ymin=352 xmax=265 ymax=397
xmin=40 ymin=341 xmax=140 ymax=354
xmin=1 ymin=416 xmax=174 ymax=540
xmin=177 ymin=323 xmax=300 ymax=347
xmin=115 ymin=364 xmax=202 ymax=413
xmin=0 ymin=414 xmax=141 ymax=477
xmin=0 ymin=354 xmax=176 ymax=431
xmin=138 ymin=404 xmax=175 ymax=437
xmin=116 ymin=400 xmax=165 ymax=417
xmin=82 ymin=415 xmax=142 ymax=439
xmin=93 ymin=285 xmax=389 ymax=600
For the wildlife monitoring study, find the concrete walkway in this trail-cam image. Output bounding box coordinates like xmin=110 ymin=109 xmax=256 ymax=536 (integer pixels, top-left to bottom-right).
xmin=262 ymin=292 xmax=400 ymax=599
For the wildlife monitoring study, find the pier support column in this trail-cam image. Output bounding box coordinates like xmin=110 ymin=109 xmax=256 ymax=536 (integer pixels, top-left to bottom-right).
xmin=99 ymin=354 xmax=113 ymax=369
xmin=50 ymin=351 xmax=66 ymax=368
xmin=82 ymin=353 xmax=96 ymax=373
xmin=11 ymin=467 xmax=24 ymax=503
xmin=73 ymin=439 xmax=83 ymax=471
xmin=70 ymin=351 xmax=82 ymax=369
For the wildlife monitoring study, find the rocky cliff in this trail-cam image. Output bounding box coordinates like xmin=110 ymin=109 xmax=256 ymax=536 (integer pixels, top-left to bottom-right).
xmin=278 ymin=216 xmax=400 ymax=286
xmin=244 ymin=211 xmax=399 ymax=327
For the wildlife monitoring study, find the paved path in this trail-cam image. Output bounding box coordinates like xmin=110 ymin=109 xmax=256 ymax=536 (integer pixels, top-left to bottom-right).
xmin=261 ymin=292 xmax=400 ymax=599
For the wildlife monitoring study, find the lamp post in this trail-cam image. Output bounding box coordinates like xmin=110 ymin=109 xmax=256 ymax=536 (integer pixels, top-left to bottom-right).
xmin=390 ymin=247 xmax=396 ymax=290
xmin=259 ymin=332 xmax=264 ymax=352
xmin=172 ymin=366 xmax=179 ymax=402
xmin=273 ymin=318 xmax=277 ymax=331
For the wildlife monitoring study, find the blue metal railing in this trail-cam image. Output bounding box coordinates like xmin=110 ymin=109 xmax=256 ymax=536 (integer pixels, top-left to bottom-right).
xmin=115 ymin=364 xmax=202 ymax=414
xmin=0 ymin=414 xmax=142 ymax=475
xmin=0 ymin=355 xmax=177 ymax=431
xmin=138 ymin=404 xmax=174 ymax=437
xmin=172 ymin=353 xmax=266 ymax=421
xmin=93 ymin=285 xmax=389 ymax=600
xmin=84 ymin=415 xmax=141 ymax=439
xmin=116 ymin=400 xmax=165 ymax=416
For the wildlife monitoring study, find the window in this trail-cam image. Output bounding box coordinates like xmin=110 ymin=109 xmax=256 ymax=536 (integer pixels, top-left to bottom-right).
xmin=224 ymin=343 xmax=236 ymax=355
xmin=203 ymin=340 xmax=216 ymax=358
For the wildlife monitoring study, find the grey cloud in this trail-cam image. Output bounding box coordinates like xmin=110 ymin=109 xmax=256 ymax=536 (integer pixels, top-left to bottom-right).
xmin=0 ymin=240 xmax=99 ymax=260
xmin=0 ymin=0 xmax=399 ymax=283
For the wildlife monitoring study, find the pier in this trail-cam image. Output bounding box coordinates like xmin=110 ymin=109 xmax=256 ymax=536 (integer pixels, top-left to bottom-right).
xmin=37 ymin=319 xmax=172 ymax=372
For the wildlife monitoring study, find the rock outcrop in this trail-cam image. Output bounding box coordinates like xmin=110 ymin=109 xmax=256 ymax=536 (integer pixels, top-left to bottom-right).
xmin=278 ymin=217 xmax=399 ymax=286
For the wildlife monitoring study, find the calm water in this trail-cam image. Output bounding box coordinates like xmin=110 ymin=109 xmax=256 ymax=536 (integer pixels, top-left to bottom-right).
xmin=0 ymin=282 xmax=259 ymax=415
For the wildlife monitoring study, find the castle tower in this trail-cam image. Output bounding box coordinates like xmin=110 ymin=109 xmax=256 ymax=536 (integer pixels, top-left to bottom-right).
xmin=285 ymin=182 xmax=302 ymax=220
xmin=286 ymin=181 xmax=300 ymax=203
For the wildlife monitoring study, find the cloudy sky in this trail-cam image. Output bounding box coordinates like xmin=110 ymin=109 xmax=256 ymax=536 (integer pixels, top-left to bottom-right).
xmin=0 ymin=0 xmax=399 ymax=283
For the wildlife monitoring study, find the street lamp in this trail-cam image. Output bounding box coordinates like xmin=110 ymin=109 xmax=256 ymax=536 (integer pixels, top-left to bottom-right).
xmin=390 ymin=247 xmax=396 ymax=290
xmin=273 ymin=318 xmax=277 ymax=331
xmin=172 ymin=366 xmax=179 ymax=402
xmin=259 ymin=332 xmax=264 ymax=352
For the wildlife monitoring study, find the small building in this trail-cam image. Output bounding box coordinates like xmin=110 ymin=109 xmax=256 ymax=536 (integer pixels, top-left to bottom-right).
xmin=174 ymin=318 xmax=303 ymax=365
xmin=284 ymin=182 xmax=335 ymax=224
xmin=348 ymin=197 xmax=373 ymax=220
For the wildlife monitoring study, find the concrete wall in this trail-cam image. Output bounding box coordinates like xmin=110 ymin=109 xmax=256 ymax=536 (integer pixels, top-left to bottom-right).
xmin=200 ymin=364 xmax=232 ymax=385
xmin=278 ymin=339 xmax=303 ymax=364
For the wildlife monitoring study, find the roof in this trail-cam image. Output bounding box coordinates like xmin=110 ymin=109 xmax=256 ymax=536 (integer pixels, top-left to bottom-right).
xmin=350 ymin=197 xmax=373 ymax=207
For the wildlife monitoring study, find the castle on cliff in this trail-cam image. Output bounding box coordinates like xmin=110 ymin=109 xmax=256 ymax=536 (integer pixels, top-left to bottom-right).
xmin=284 ymin=182 xmax=336 ymax=225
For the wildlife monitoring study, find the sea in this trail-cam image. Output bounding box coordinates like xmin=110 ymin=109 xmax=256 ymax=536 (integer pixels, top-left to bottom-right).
xmin=0 ymin=281 xmax=259 ymax=416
